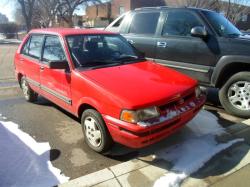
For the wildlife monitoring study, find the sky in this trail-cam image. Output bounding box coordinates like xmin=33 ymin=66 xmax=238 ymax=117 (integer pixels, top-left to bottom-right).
xmin=0 ymin=0 xmax=15 ymax=22
xmin=0 ymin=0 xmax=249 ymax=22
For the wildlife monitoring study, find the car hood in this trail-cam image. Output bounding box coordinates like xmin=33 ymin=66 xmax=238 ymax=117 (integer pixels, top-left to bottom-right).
xmin=81 ymin=61 xmax=197 ymax=109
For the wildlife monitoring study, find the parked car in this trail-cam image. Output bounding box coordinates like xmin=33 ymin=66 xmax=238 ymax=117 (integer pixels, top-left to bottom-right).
xmin=14 ymin=28 xmax=205 ymax=153
xmin=105 ymin=7 xmax=250 ymax=118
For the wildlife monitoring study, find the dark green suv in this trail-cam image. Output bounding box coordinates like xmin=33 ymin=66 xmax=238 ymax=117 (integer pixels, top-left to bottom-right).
xmin=106 ymin=7 xmax=250 ymax=118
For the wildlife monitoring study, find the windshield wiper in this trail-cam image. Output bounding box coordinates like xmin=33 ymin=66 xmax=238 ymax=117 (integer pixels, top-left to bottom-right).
xmin=226 ymin=33 xmax=241 ymax=37
xmin=115 ymin=55 xmax=139 ymax=62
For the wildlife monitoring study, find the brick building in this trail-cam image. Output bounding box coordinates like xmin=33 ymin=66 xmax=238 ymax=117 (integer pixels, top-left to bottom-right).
xmin=84 ymin=0 xmax=166 ymax=27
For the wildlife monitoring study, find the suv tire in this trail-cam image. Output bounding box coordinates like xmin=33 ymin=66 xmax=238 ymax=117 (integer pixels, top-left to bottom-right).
xmin=21 ymin=77 xmax=38 ymax=102
xmin=219 ymin=72 xmax=250 ymax=118
xmin=81 ymin=109 xmax=113 ymax=153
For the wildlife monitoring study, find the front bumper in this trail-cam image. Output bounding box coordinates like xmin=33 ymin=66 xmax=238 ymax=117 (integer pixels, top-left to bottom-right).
xmin=103 ymin=95 xmax=206 ymax=149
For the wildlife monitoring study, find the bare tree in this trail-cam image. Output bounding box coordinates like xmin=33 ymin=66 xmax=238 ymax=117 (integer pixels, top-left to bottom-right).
xmin=17 ymin=0 xmax=36 ymax=31
xmin=225 ymin=0 xmax=249 ymax=24
xmin=55 ymin=0 xmax=99 ymax=27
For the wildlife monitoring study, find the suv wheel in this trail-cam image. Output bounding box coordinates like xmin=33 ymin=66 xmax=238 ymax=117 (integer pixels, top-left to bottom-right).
xmin=219 ymin=72 xmax=250 ymax=118
xmin=81 ymin=109 xmax=113 ymax=153
xmin=21 ymin=77 xmax=38 ymax=102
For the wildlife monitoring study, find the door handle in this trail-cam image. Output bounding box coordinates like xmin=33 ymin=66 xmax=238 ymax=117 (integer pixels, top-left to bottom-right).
xmin=127 ymin=39 xmax=135 ymax=44
xmin=157 ymin=41 xmax=167 ymax=48
xmin=40 ymin=66 xmax=44 ymax=71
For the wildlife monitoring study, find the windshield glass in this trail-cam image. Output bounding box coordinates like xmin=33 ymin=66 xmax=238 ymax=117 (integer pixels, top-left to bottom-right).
xmin=203 ymin=11 xmax=242 ymax=37
xmin=66 ymin=34 xmax=144 ymax=69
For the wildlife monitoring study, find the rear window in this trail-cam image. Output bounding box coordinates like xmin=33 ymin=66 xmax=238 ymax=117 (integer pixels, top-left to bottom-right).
xmin=129 ymin=12 xmax=160 ymax=35
xmin=21 ymin=35 xmax=44 ymax=60
xmin=28 ymin=35 xmax=44 ymax=59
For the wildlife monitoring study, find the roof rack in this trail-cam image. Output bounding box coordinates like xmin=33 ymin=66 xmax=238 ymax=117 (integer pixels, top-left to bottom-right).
xmin=135 ymin=6 xmax=188 ymax=10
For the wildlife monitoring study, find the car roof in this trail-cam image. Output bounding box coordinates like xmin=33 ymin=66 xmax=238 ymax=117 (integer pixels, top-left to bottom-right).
xmin=29 ymin=28 xmax=116 ymax=36
xmin=134 ymin=6 xmax=215 ymax=13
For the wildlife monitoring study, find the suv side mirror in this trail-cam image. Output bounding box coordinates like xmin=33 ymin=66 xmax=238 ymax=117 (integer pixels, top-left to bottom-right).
xmin=48 ymin=60 xmax=68 ymax=69
xmin=191 ymin=26 xmax=207 ymax=38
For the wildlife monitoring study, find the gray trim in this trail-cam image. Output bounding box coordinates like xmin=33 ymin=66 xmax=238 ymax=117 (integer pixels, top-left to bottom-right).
xmin=26 ymin=77 xmax=72 ymax=105
xmin=26 ymin=77 xmax=40 ymax=87
xmin=41 ymin=85 xmax=72 ymax=105
xmin=155 ymin=59 xmax=210 ymax=73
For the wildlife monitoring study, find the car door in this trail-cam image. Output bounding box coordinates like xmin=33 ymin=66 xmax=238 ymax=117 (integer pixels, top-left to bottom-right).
xmin=155 ymin=10 xmax=218 ymax=84
xmin=20 ymin=34 xmax=44 ymax=93
xmin=40 ymin=35 xmax=72 ymax=110
xmin=122 ymin=11 xmax=161 ymax=60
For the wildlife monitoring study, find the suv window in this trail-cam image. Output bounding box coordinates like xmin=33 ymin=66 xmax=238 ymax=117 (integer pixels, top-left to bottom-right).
xmin=162 ymin=11 xmax=204 ymax=37
xmin=129 ymin=12 xmax=160 ymax=35
xmin=42 ymin=36 xmax=66 ymax=63
xmin=28 ymin=35 xmax=44 ymax=59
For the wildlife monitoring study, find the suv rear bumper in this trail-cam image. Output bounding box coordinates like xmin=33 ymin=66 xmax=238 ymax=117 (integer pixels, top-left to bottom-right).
xmin=103 ymin=95 xmax=206 ymax=149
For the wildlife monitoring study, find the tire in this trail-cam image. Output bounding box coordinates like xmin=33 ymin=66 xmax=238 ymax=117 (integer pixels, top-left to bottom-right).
xmin=21 ymin=77 xmax=38 ymax=102
xmin=219 ymin=72 xmax=250 ymax=118
xmin=81 ymin=109 xmax=113 ymax=153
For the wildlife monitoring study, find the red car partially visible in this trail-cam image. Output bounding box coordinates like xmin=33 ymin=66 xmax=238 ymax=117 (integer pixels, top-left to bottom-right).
xmin=14 ymin=28 xmax=206 ymax=153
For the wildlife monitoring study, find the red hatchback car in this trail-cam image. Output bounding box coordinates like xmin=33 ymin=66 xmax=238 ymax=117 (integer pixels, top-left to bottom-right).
xmin=14 ymin=28 xmax=206 ymax=152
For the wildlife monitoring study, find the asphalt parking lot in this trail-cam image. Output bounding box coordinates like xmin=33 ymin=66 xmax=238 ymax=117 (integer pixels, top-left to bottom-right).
xmin=0 ymin=44 xmax=245 ymax=180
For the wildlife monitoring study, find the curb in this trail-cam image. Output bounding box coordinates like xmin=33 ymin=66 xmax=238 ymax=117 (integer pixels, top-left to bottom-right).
xmin=59 ymin=119 xmax=250 ymax=187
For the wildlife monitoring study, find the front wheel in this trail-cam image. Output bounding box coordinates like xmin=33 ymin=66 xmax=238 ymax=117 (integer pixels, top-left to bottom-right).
xmin=219 ymin=72 xmax=250 ymax=118
xmin=81 ymin=109 xmax=113 ymax=153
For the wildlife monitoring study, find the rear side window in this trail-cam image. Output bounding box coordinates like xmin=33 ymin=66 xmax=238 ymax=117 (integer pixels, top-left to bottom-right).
xmin=28 ymin=35 xmax=44 ymax=59
xmin=42 ymin=36 xmax=66 ymax=63
xmin=162 ymin=11 xmax=204 ymax=37
xmin=129 ymin=12 xmax=160 ymax=35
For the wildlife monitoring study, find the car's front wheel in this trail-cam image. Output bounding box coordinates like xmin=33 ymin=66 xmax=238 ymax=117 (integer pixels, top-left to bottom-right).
xmin=81 ymin=109 xmax=113 ymax=153
xmin=21 ymin=77 xmax=38 ymax=102
xmin=219 ymin=72 xmax=250 ymax=118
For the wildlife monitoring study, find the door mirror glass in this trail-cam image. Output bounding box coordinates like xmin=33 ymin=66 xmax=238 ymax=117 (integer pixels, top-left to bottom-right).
xmin=48 ymin=60 xmax=68 ymax=69
xmin=191 ymin=26 xmax=208 ymax=38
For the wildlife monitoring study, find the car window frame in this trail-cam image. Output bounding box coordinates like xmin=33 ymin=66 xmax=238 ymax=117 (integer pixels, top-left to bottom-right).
xmin=126 ymin=11 xmax=162 ymax=37
xmin=41 ymin=35 xmax=67 ymax=64
xmin=21 ymin=34 xmax=45 ymax=61
xmin=160 ymin=9 xmax=207 ymax=39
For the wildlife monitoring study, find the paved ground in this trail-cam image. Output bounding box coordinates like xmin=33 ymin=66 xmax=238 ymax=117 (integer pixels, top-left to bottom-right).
xmin=0 ymin=44 xmax=247 ymax=182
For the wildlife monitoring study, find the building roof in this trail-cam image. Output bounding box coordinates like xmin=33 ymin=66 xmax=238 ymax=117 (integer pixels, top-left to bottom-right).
xmin=29 ymin=28 xmax=115 ymax=36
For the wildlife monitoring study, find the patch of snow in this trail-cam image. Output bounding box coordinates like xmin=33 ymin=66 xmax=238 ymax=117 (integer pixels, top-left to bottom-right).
xmin=153 ymin=110 xmax=243 ymax=187
xmin=0 ymin=121 xmax=69 ymax=187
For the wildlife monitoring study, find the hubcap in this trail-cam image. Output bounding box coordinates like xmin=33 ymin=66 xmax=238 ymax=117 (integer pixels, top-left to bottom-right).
xmin=228 ymin=81 xmax=250 ymax=111
xmin=21 ymin=80 xmax=29 ymax=99
xmin=84 ymin=117 xmax=102 ymax=147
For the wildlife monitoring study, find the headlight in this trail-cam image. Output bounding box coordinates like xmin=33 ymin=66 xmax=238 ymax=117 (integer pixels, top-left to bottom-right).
xmin=120 ymin=107 xmax=160 ymax=123
xmin=195 ymin=86 xmax=202 ymax=98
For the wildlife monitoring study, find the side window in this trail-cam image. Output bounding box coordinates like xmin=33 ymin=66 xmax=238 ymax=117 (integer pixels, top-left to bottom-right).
xmin=21 ymin=37 xmax=31 ymax=55
xmin=42 ymin=36 xmax=66 ymax=63
xmin=129 ymin=12 xmax=160 ymax=35
xmin=162 ymin=11 xmax=204 ymax=37
xmin=28 ymin=35 xmax=44 ymax=59
xmin=113 ymin=15 xmax=125 ymax=27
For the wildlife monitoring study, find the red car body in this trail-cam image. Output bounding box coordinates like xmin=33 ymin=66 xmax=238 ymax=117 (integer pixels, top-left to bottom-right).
xmin=14 ymin=28 xmax=206 ymax=149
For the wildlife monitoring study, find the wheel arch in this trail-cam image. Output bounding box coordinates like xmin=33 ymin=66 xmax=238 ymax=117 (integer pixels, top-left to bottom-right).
xmin=212 ymin=56 xmax=250 ymax=88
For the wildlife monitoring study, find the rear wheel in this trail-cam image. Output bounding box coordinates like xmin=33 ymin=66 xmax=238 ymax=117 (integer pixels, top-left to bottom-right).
xmin=81 ymin=109 xmax=113 ymax=153
xmin=21 ymin=77 xmax=38 ymax=102
xmin=219 ymin=72 xmax=250 ymax=118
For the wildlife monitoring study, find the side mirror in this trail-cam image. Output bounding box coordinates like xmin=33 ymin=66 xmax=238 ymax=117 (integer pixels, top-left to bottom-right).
xmin=48 ymin=60 xmax=68 ymax=69
xmin=191 ymin=26 xmax=208 ymax=38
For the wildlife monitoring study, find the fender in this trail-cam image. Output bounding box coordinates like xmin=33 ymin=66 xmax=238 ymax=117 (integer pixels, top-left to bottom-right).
xmin=211 ymin=55 xmax=250 ymax=87
xmin=75 ymin=97 xmax=103 ymax=117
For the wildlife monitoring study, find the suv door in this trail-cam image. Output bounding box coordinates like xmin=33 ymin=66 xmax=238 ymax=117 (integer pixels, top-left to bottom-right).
xmin=20 ymin=34 xmax=44 ymax=93
xmin=122 ymin=11 xmax=161 ymax=59
xmin=40 ymin=35 xmax=72 ymax=110
xmin=155 ymin=10 xmax=218 ymax=84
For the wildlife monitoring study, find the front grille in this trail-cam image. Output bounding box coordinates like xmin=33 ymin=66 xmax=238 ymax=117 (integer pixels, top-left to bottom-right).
xmin=159 ymin=91 xmax=195 ymax=112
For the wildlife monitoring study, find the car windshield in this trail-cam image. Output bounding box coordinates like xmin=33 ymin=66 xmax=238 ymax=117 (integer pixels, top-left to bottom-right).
xmin=66 ymin=34 xmax=144 ymax=69
xmin=203 ymin=11 xmax=242 ymax=37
